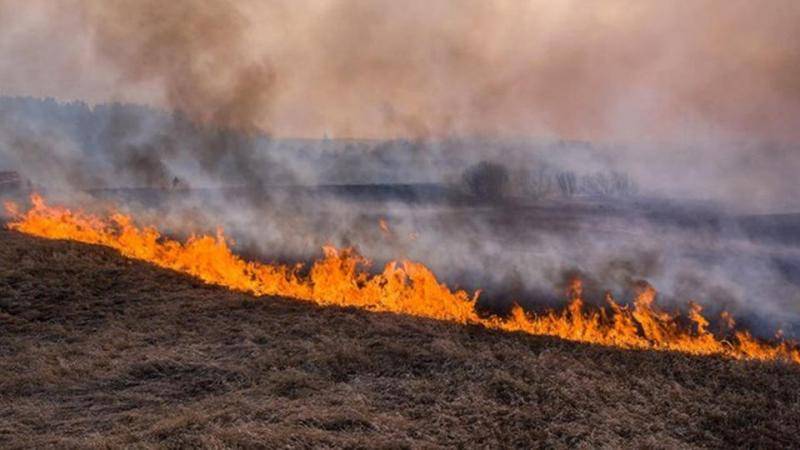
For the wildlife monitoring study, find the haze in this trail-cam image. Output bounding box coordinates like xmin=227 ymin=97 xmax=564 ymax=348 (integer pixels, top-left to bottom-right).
xmin=1 ymin=0 xmax=798 ymax=141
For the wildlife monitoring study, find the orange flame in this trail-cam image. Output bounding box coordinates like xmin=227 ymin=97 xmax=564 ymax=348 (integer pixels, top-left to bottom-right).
xmin=5 ymin=194 xmax=800 ymax=364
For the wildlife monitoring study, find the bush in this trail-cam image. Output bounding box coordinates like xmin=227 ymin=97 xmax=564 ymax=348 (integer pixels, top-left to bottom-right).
xmin=462 ymin=161 xmax=510 ymax=200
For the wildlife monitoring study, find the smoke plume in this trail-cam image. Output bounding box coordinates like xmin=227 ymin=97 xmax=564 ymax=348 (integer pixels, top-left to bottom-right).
xmin=1 ymin=0 xmax=799 ymax=141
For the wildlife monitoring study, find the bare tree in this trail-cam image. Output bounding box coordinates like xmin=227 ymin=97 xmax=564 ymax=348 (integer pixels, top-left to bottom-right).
xmin=556 ymin=171 xmax=577 ymax=197
xmin=611 ymin=171 xmax=638 ymax=196
xmin=580 ymin=171 xmax=638 ymax=197
xmin=523 ymin=166 xmax=555 ymax=199
xmin=580 ymin=172 xmax=613 ymax=196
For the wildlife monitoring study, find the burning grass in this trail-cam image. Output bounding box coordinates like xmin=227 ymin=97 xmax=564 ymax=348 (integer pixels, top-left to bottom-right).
xmin=5 ymin=194 xmax=800 ymax=364
xmin=2 ymin=224 xmax=800 ymax=447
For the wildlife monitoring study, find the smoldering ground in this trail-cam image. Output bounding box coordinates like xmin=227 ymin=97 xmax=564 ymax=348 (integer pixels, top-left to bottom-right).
xmin=1 ymin=2 xmax=800 ymax=337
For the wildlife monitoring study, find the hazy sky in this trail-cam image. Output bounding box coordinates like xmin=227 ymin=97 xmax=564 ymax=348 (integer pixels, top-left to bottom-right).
xmin=1 ymin=0 xmax=799 ymax=141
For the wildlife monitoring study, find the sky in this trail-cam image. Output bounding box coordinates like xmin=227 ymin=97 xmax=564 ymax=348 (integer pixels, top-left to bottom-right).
xmin=1 ymin=0 xmax=799 ymax=142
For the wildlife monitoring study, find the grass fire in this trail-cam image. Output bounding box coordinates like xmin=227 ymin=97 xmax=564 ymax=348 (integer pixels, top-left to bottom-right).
xmin=3 ymin=1 xmax=800 ymax=447
xmin=7 ymin=194 xmax=799 ymax=364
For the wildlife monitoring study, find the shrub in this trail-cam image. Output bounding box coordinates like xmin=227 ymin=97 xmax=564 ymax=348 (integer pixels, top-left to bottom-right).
xmin=462 ymin=161 xmax=510 ymax=200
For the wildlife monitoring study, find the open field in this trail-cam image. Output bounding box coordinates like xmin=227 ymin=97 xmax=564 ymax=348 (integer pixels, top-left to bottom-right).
xmin=2 ymin=228 xmax=800 ymax=448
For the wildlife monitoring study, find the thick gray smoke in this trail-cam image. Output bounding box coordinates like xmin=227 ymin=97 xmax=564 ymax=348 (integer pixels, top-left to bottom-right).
xmin=1 ymin=1 xmax=800 ymax=336
xmin=3 ymin=1 xmax=800 ymax=140
xmin=2 ymin=0 xmax=800 ymax=207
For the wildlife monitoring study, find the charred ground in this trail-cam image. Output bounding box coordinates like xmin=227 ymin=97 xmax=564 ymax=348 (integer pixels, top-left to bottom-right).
xmin=1 ymin=228 xmax=800 ymax=448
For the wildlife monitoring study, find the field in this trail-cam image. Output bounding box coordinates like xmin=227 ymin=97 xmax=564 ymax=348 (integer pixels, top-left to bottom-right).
xmin=2 ymin=227 xmax=800 ymax=448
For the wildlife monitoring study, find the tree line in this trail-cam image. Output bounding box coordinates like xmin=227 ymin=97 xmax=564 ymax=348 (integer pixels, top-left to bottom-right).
xmin=462 ymin=160 xmax=638 ymax=201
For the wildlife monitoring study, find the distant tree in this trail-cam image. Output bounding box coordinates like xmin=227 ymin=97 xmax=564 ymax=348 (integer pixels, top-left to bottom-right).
xmin=610 ymin=171 xmax=638 ymax=196
xmin=523 ymin=166 xmax=555 ymax=199
xmin=580 ymin=172 xmax=613 ymax=196
xmin=579 ymin=171 xmax=638 ymax=197
xmin=463 ymin=161 xmax=510 ymax=200
xmin=556 ymin=171 xmax=577 ymax=197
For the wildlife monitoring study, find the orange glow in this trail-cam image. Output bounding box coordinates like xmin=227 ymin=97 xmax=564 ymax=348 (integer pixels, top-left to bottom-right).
xmin=6 ymin=194 xmax=800 ymax=364
xmin=378 ymin=218 xmax=390 ymax=234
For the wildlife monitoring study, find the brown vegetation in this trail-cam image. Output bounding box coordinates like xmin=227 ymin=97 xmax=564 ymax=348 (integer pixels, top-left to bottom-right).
xmin=1 ymin=228 xmax=800 ymax=448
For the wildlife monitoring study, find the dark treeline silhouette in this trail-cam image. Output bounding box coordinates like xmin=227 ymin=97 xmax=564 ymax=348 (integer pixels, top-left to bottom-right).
xmin=462 ymin=160 xmax=638 ymax=201
xmin=0 ymin=96 xmax=639 ymax=200
xmin=462 ymin=161 xmax=510 ymax=201
xmin=0 ymin=96 xmax=450 ymax=189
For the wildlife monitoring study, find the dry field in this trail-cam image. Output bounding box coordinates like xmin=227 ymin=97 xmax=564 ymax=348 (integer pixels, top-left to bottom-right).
xmin=1 ymin=228 xmax=800 ymax=449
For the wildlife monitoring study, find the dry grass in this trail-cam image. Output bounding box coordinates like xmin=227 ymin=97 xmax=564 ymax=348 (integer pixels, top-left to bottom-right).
xmin=1 ymin=228 xmax=800 ymax=449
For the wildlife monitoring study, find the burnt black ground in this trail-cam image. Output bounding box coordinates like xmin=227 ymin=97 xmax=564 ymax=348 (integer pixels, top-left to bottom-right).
xmin=1 ymin=228 xmax=800 ymax=449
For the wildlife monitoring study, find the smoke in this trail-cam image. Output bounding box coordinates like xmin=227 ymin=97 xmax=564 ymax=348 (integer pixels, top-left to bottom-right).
xmin=1 ymin=0 xmax=799 ymax=141
xmin=82 ymin=0 xmax=276 ymax=132
xmin=3 ymin=0 xmax=800 ymax=208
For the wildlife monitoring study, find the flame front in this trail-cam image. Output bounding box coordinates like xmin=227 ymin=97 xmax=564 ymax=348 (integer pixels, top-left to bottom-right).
xmin=6 ymin=194 xmax=799 ymax=364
